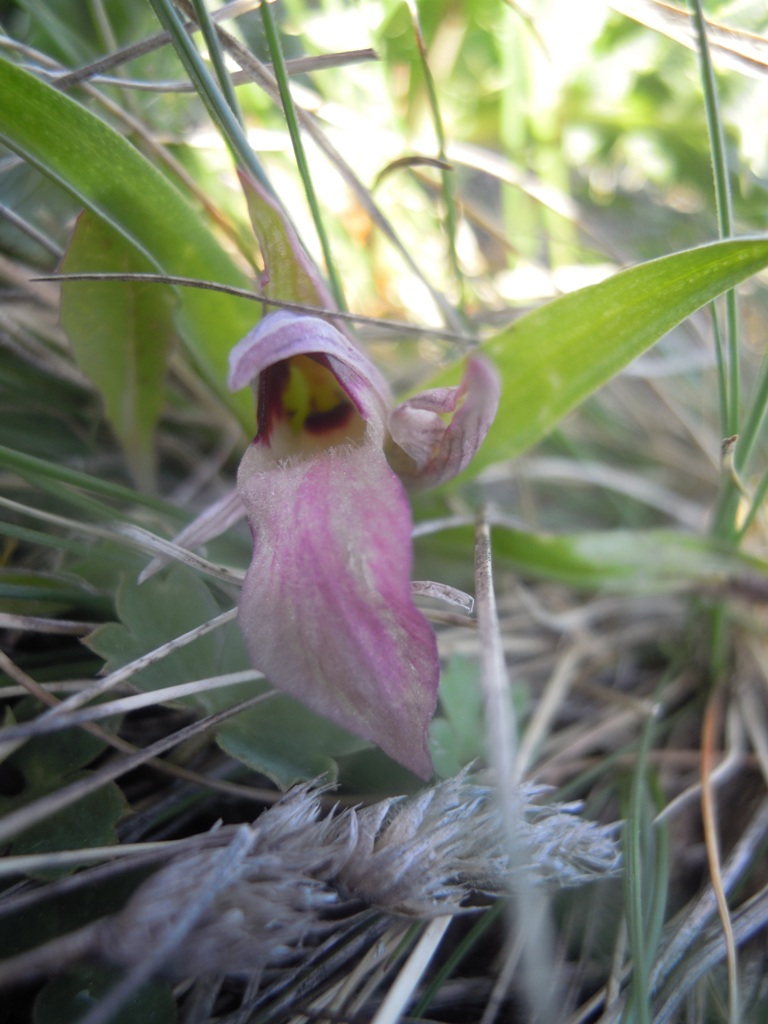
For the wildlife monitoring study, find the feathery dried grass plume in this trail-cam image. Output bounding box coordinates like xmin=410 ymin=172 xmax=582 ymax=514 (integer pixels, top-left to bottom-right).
xmin=0 ymin=773 xmax=620 ymax=1013
xmin=100 ymin=772 xmax=620 ymax=979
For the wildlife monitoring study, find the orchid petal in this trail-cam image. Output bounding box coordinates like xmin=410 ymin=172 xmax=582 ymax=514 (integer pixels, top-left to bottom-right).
xmin=387 ymin=356 xmax=501 ymax=490
xmin=236 ymin=438 xmax=439 ymax=779
xmin=238 ymin=170 xmax=339 ymax=313
xmin=228 ymin=311 xmax=390 ymax=424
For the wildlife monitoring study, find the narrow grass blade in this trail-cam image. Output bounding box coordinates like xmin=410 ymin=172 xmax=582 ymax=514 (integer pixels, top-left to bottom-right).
xmin=190 ymin=0 xmax=243 ymax=124
xmin=0 ymin=444 xmax=183 ymax=517
xmin=407 ymin=4 xmax=464 ymax=309
xmin=259 ymin=0 xmax=346 ymax=311
xmin=147 ymin=0 xmax=270 ymax=194
xmin=621 ymin=711 xmax=659 ymax=1024
xmin=420 ymin=522 xmax=768 ymax=594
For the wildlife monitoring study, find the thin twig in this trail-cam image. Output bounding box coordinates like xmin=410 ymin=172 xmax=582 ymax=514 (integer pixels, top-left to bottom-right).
xmin=0 ymin=495 xmax=244 ymax=584
xmin=0 ymin=670 xmax=264 ymax=742
xmin=0 ymin=613 xmax=94 ymax=635
xmin=44 ymin=609 xmax=239 ymax=718
xmin=34 ymin=271 xmax=476 ymax=344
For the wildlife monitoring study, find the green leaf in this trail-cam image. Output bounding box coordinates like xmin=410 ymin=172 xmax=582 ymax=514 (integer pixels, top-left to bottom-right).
xmin=429 ymin=656 xmax=485 ymax=778
xmin=85 ymin=566 xmax=250 ymax=711
xmin=426 ymin=238 xmax=768 ymax=479
xmin=0 ymin=866 xmax=145 ymax=961
xmin=0 ymin=57 xmax=257 ymax=428
xmin=9 ymin=699 xmax=110 ymax=781
xmin=429 ymin=655 xmax=528 ymax=778
xmin=34 ymin=967 xmax=175 ymax=1024
xmin=216 ymin=698 xmax=369 ymax=790
xmin=419 ymin=525 xmax=768 ymax=593
xmin=60 ymin=213 xmax=176 ymax=490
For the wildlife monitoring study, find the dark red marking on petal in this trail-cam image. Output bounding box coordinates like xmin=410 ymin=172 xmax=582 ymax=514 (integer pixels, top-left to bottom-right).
xmin=304 ymin=402 xmax=354 ymax=435
xmin=256 ymin=361 xmax=289 ymax=443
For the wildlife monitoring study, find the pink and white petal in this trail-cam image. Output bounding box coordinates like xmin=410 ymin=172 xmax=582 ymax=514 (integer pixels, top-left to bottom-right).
xmin=388 ymin=355 xmax=500 ymax=490
xmin=236 ymin=441 xmax=439 ymax=779
xmin=228 ymin=311 xmax=391 ymax=425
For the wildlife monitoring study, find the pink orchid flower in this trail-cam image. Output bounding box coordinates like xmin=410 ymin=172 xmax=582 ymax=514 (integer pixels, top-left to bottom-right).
xmin=229 ymin=311 xmax=499 ymax=779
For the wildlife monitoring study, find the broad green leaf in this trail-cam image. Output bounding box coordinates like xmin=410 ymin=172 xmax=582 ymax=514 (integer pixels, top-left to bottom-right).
xmin=419 ymin=524 xmax=768 ymax=593
xmin=492 ymin=525 xmax=768 ymax=591
xmin=216 ymin=698 xmax=369 ymax=791
xmin=34 ymin=967 xmax=175 ymax=1024
xmin=0 ymin=57 xmax=257 ymax=428
xmin=85 ymin=567 xmax=249 ymax=710
xmin=60 ymin=213 xmax=176 ymax=490
xmin=426 ymin=238 xmax=768 ymax=480
xmin=9 ymin=698 xmax=111 ymax=780
xmin=239 ymin=169 xmax=337 ymax=308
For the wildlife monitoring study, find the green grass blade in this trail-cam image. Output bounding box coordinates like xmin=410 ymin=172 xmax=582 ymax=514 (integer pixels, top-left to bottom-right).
xmin=409 ymin=7 xmax=464 ymax=310
xmin=690 ymin=0 xmax=739 ymax=440
xmin=147 ymin=0 xmax=270 ymax=194
xmin=645 ymin=776 xmax=671 ymax=967
xmin=190 ymin=0 xmax=243 ymax=126
xmin=735 ymin=354 xmax=768 ymax=475
xmin=736 ymin=469 xmax=768 ymax=543
xmin=259 ymin=0 xmax=346 ymax=312
xmin=621 ymin=713 xmax=657 ymax=1024
xmin=712 ymin=349 xmax=768 ymax=538
xmin=411 ymin=904 xmax=502 ymax=1017
xmin=419 ymin=523 xmax=768 ymax=594
xmin=710 ymin=301 xmax=729 ymax=438
xmin=0 ymin=521 xmax=106 ymax=560
xmin=0 ymin=445 xmax=184 ymax=519
xmin=423 ymin=237 xmax=768 ymax=481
